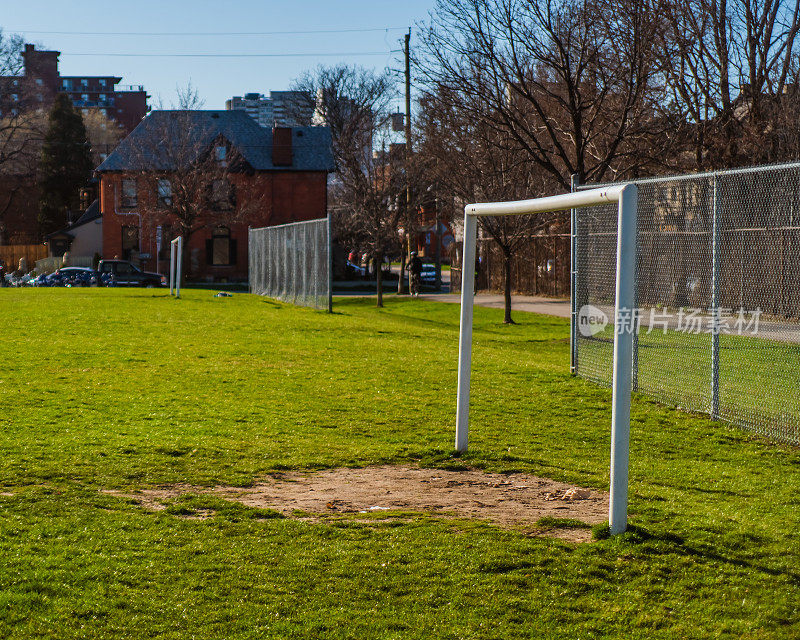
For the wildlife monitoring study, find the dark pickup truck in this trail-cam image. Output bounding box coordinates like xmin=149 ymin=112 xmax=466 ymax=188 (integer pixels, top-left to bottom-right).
xmin=97 ymin=260 xmax=166 ymax=287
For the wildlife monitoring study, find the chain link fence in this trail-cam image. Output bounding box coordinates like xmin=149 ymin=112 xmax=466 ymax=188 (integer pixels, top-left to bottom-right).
xmin=575 ymin=162 xmax=800 ymax=444
xmin=248 ymin=218 xmax=331 ymax=312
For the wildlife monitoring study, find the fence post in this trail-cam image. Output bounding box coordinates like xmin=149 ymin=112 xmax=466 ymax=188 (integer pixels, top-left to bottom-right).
xmin=711 ymin=175 xmax=720 ymax=419
xmin=570 ymin=174 xmax=579 ymax=375
xmin=327 ymin=211 xmax=333 ymax=314
xmin=632 ymin=228 xmax=639 ymax=394
xmin=247 ymin=227 xmax=252 ymax=294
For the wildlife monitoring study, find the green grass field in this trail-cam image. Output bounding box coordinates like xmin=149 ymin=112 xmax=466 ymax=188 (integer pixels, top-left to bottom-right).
xmin=1 ymin=288 xmax=798 ymax=639
xmin=579 ymin=324 xmax=800 ymax=441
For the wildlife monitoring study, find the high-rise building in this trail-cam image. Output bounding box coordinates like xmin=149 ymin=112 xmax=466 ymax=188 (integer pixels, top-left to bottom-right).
xmin=225 ymin=91 xmax=312 ymax=127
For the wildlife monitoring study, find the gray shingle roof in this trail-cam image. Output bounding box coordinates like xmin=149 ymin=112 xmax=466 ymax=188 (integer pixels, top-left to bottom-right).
xmin=96 ymin=110 xmax=334 ymax=173
xmin=72 ymin=199 xmax=101 ymax=227
xmin=45 ymin=199 xmax=101 ymax=238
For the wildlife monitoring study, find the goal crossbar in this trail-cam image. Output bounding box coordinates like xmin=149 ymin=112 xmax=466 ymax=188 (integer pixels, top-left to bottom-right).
xmin=456 ymin=184 xmax=637 ymax=534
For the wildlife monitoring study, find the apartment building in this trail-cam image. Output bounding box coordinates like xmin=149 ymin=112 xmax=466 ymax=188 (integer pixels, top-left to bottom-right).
xmin=225 ymin=90 xmax=312 ymax=127
xmin=1 ymin=44 xmax=150 ymax=134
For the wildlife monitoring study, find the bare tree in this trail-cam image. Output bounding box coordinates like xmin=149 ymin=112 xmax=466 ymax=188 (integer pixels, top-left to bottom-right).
xmin=657 ymin=0 xmax=800 ymax=168
xmin=417 ymin=87 xmax=559 ymax=322
xmin=418 ymin=0 xmax=666 ymax=189
xmin=82 ymin=109 xmax=125 ymax=166
xmin=151 ymin=80 xmax=207 ymax=111
xmin=174 ymin=81 xmax=205 ymax=110
xmin=0 ymin=31 xmax=47 ymax=242
xmin=292 ymin=64 xmax=405 ymax=306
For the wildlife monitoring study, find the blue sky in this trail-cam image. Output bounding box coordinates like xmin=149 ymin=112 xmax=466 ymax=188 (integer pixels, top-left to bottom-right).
xmin=4 ymin=0 xmax=435 ymax=109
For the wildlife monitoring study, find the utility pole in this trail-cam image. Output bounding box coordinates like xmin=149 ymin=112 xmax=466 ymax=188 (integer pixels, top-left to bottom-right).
xmin=434 ymin=194 xmax=441 ymax=291
xmin=398 ymin=28 xmax=412 ymax=295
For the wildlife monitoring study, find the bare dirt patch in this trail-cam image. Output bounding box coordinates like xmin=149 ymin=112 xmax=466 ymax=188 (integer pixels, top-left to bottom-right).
xmin=106 ymin=466 xmax=609 ymax=543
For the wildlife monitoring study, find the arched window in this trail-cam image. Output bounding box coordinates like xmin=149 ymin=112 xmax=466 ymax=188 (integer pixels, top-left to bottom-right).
xmin=207 ymin=226 xmax=236 ymax=266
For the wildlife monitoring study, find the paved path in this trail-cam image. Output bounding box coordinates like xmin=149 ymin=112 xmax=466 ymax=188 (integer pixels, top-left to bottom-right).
xmin=337 ymin=264 xmax=571 ymax=319
xmin=418 ymin=293 xmax=571 ymax=318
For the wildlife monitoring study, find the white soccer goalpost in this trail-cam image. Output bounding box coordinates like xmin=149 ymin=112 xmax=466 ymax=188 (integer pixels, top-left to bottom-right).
xmin=169 ymin=236 xmax=183 ymax=298
xmin=456 ymin=184 xmax=638 ymax=535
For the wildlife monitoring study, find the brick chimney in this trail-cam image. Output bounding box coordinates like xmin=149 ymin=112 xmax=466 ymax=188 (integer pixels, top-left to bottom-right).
xmin=272 ymin=127 xmax=293 ymax=167
xmin=22 ymin=44 xmax=60 ymax=93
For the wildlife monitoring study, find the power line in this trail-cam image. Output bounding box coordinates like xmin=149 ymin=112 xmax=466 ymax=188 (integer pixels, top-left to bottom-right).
xmin=9 ymin=27 xmax=408 ymax=37
xmin=61 ymin=51 xmax=401 ymax=58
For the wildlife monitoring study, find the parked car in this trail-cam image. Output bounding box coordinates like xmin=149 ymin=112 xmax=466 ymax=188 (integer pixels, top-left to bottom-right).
xmin=96 ymin=260 xmax=166 ymax=287
xmin=28 ymin=271 xmax=64 ymax=287
xmin=29 ymin=273 xmax=51 ymax=287
xmin=5 ymin=272 xmax=33 ymax=287
xmin=48 ymin=267 xmax=99 ymax=287
xmin=420 ymin=263 xmax=437 ymax=285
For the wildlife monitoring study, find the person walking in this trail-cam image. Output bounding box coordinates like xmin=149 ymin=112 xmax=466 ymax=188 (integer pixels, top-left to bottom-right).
xmin=409 ymin=251 xmax=423 ymax=297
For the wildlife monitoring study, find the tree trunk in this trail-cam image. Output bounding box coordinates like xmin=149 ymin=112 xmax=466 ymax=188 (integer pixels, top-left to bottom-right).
xmin=376 ymin=252 xmax=383 ymax=307
xmin=503 ymin=252 xmax=514 ymax=324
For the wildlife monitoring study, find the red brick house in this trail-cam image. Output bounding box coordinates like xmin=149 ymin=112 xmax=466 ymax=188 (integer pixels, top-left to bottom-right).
xmin=96 ymin=110 xmax=334 ymax=282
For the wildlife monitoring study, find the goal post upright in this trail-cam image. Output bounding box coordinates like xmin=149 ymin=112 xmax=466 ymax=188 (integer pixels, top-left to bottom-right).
xmin=455 ymin=184 xmax=638 ymax=535
xmin=169 ymin=236 xmax=183 ymax=299
xmin=455 ymin=213 xmax=478 ymax=453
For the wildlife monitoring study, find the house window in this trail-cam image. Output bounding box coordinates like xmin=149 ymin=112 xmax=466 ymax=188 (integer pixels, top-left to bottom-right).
xmin=99 ymin=94 xmax=106 ymax=101
xmin=81 ymin=79 xmax=88 ymax=87
xmin=11 ymin=94 xmax=18 ymax=101
xmin=82 ymin=108 xmax=89 ymax=116
xmin=157 ymin=179 xmax=172 ymax=207
xmin=215 ymin=145 xmax=227 ymax=166
xmin=99 ymin=79 xmax=106 ymax=87
xmin=62 ymin=79 xmax=72 ymax=89
xmin=207 ymin=226 xmax=236 ymax=266
xmin=121 ymin=179 xmax=137 ymax=208
xmin=209 ymin=179 xmax=234 ymax=210
xmin=12 ymin=79 xmax=18 ymax=86
xmin=35 ymin=78 xmax=43 ymax=86
xmin=121 ymin=226 xmax=139 ymax=260
xmin=158 ymin=224 xmax=173 ymax=260
xmin=81 ymin=93 xmax=89 ymax=102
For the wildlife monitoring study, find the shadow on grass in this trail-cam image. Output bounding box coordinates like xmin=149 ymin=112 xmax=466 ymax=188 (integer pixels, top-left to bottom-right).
xmin=594 ymin=523 xmax=800 ymax=585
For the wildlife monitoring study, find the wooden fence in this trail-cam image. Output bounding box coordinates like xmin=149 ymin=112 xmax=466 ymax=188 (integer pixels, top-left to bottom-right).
xmin=0 ymin=244 xmax=48 ymax=271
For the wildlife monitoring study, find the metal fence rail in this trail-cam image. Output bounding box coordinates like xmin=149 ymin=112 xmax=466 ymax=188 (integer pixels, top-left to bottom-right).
xmin=576 ymin=162 xmax=800 ymax=444
xmin=248 ymin=218 xmax=331 ymax=312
